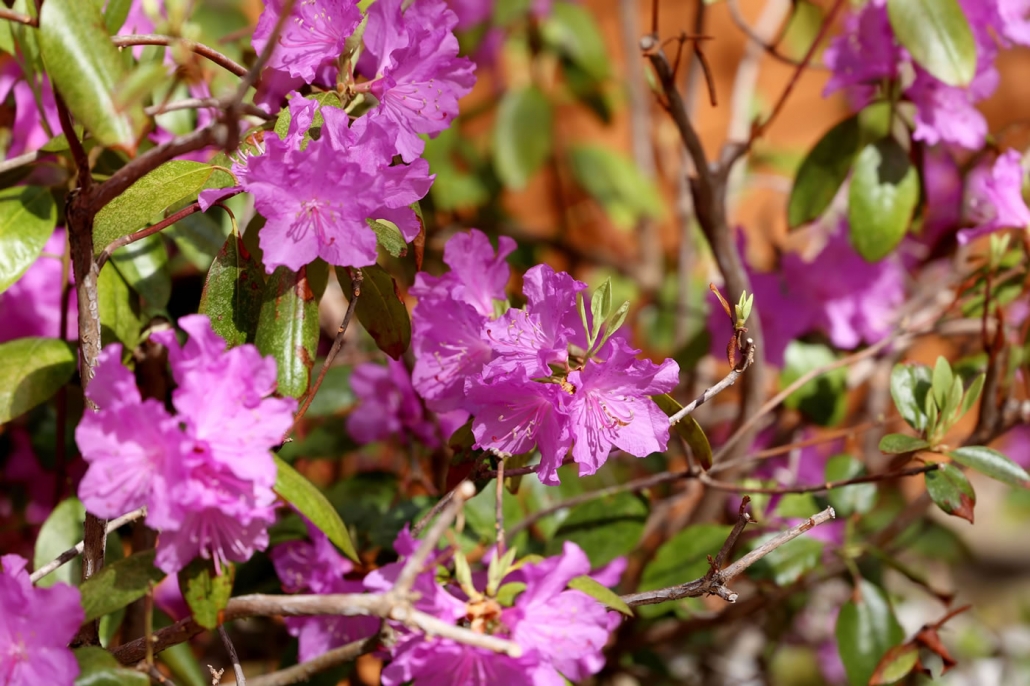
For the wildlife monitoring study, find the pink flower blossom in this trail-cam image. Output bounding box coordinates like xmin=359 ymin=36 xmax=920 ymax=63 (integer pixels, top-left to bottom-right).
xmin=961 ymin=149 xmax=1030 ymax=244
xmin=253 ymin=0 xmax=361 ymax=84
xmin=0 ymin=554 xmax=82 ymax=686
xmin=0 ymin=229 xmax=77 ymax=343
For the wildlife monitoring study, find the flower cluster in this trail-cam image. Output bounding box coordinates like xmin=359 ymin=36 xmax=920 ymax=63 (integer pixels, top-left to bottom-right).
xmin=0 ymin=555 xmax=83 ymax=686
xmin=707 ymin=226 xmax=906 ymax=367
xmin=76 ymin=315 xmax=296 ymax=574
xmin=824 ymin=0 xmax=1026 ymax=150
xmin=410 ymin=230 xmax=679 ymax=485
xmin=962 ymin=149 xmax=1030 ymax=244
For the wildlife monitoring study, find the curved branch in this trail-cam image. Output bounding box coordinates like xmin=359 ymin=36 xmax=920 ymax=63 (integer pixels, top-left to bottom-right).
xmin=112 ymin=34 xmax=247 ymax=77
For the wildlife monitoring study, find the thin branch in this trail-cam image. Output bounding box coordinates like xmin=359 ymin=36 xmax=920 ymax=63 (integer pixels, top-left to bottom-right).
xmin=411 ymin=487 xmax=456 ymax=537
xmin=394 ymin=481 xmax=476 ymax=597
xmin=0 ymin=8 xmax=37 ymax=26
xmin=218 ymin=626 xmax=246 ymax=686
xmin=246 ymin=631 xmax=383 ymax=686
xmin=112 ymin=35 xmax=247 ymax=77
xmin=711 ymin=497 xmax=752 ymax=572
xmin=31 ymin=507 xmax=148 ymax=583
xmin=114 ymin=616 xmax=204 ymax=665
xmin=620 ymin=506 xmax=836 ymax=606
xmin=495 ymin=459 xmax=506 ymax=556
xmin=145 ymin=97 xmax=273 ymax=120
xmin=141 ymin=663 xmax=177 ymax=685
xmin=0 ymin=148 xmax=44 ymax=175
xmin=700 ymin=463 xmax=940 ymax=495
xmin=96 ymin=201 xmax=207 ymax=271
xmin=668 ymin=339 xmax=756 ymax=425
xmin=390 ymin=605 xmax=521 ymax=656
xmin=288 ymin=268 xmax=363 ymax=438
xmin=726 ymin=0 xmax=816 ymax=68
xmin=54 ymin=93 xmax=92 ymax=194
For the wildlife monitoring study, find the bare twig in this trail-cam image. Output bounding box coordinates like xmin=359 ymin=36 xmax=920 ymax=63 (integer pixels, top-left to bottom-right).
xmin=112 ymin=34 xmax=247 ymax=77
xmin=0 ymin=149 xmax=44 ymax=175
xmin=246 ymin=631 xmax=384 ymax=686
xmin=218 ymin=626 xmax=246 ymax=686
xmin=96 ymin=202 xmax=207 ymax=271
xmin=726 ymin=0 xmax=814 ymax=68
xmin=0 ymin=8 xmax=37 ymax=26
xmin=31 ymin=507 xmax=148 ymax=583
xmin=621 ymin=506 xmax=836 ymax=606
xmin=700 ymin=463 xmax=939 ymax=495
xmin=288 ymin=269 xmax=363 ymax=438
xmin=394 ymin=481 xmax=476 ymax=597
xmin=145 ymin=97 xmax=273 ymax=120
xmin=141 ymin=663 xmax=177 ymax=685
xmin=411 ymin=487 xmax=456 ymax=537
xmin=668 ymin=339 xmax=756 ymax=425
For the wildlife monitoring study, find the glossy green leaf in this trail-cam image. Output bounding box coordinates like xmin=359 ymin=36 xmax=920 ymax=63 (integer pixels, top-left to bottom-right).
xmin=274 ymin=455 xmax=358 ymax=562
xmin=925 ymin=463 xmax=975 ymax=523
xmin=93 ymin=161 xmax=234 ymax=254
xmin=887 ymin=0 xmax=976 ymax=87
xmin=949 ymin=445 xmax=1030 ymax=488
xmin=878 ymin=433 xmax=931 ymax=454
xmin=890 ymin=363 xmax=932 ymax=432
xmin=653 ymin=393 xmax=713 ymax=469
xmin=166 ymin=211 xmax=232 ymax=271
xmin=493 ymin=86 xmax=553 ymax=189
xmin=0 ymin=337 xmax=76 ymax=424
xmin=110 ymin=233 xmax=171 ymax=309
xmin=338 ymin=264 xmax=411 ymax=360
xmin=781 ymin=341 xmax=847 ymax=426
xmin=0 ymin=186 xmax=58 ymax=294
xmin=103 ymin=0 xmax=133 ymax=34
xmin=638 ymin=524 xmax=732 ymax=618
xmin=39 ymin=0 xmax=145 ymax=151
xmin=848 ymin=138 xmax=919 ymax=262
xmin=98 ymin=262 xmax=141 ymax=349
xmin=74 ymin=647 xmax=149 ymax=686
xmin=548 ymin=492 xmax=648 ymax=568
xmin=178 ymin=558 xmax=234 ymax=630
xmin=931 ymin=355 xmax=953 ymax=410
xmin=368 ymin=218 xmax=407 ymax=258
xmin=750 ymin=535 xmax=823 ymax=585
xmin=835 ymin=580 xmax=905 ymax=686
xmin=870 ymin=643 xmax=920 ymax=685
xmin=33 ymin=497 xmax=85 ymax=588
xmin=825 ymin=454 xmax=877 ymax=516
xmin=540 ymin=2 xmax=610 ymax=81
xmin=198 ymin=229 xmax=265 ymax=348
xmin=567 ymin=575 xmax=633 ymax=617
xmin=255 ymin=265 xmax=319 ymax=398
xmin=568 ymin=145 xmax=664 ymax=230
xmin=81 ymin=550 xmax=165 ymax=622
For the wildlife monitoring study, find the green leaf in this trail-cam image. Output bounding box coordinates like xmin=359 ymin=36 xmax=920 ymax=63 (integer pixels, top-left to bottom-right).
xmin=848 ymin=138 xmax=919 ymax=262
xmin=949 ymin=445 xmax=1030 ymax=489
xmin=780 ymin=341 xmax=846 ymax=426
xmin=110 ymin=233 xmax=171 ymax=309
xmin=39 ymin=0 xmax=145 ymax=151
xmin=652 ymin=393 xmax=713 ymax=469
xmin=925 ymin=463 xmax=975 ymax=523
xmin=493 ymin=86 xmax=553 ymax=189
xmin=931 ymin=355 xmax=953 ymax=410
xmin=338 ymin=264 xmax=411 ymax=361
xmin=825 ymin=454 xmax=877 ymax=516
xmin=80 ymin=550 xmax=165 ymax=622
xmin=638 ymin=524 xmax=732 ymax=618
xmin=274 ymin=455 xmax=358 ymax=562
xmin=540 ymin=2 xmax=611 ymax=81
xmin=198 ymin=229 xmax=265 ymax=348
xmin=960 ymin=372 xmax=985 ymax=418
xmin=0 ymin=337 xmax=76 ymax=424
xmin=98 ymin=262 xmax=142 ymax=349
xmin=166 ymin=211 xmax=232 ymax=271
xmin=750 ymin=535 xmax=823 ymax=585
xmin=835 ymin=580 xmax=905 ymax=686
xmin=368 ymin=218 xmax=408 ymax=258
xmin=870 ymin=643 xmax=920 ymax=685
xmin=93 ymin=161 xmax=234 ymax=255
xmin=567 ymin=575 xmax=633 ymax=617
xmin=0 ymin=186 xmax=58 ymax=294
xmin=33 ymin=497 xmax=85 ymax=588
xmin=255 ymin=265 xmax=319 ymax=399
xmin=890 ymin=363 xmax=932 ymax=432
xmin=878 ymin=433 xmax=931 ymax=454
xmin=178 ymin=558 xmax=234 ymax=630
xmin=74 ymin=646 xmax=149 ymax=686
xmin=103 ymin=0 xmax=133 ymax=34
xmin=887 ymin=0 xmax=976 ymax=87
xmin=787 ymin=103 xmax=891 ymax=228
xmin=568 ymin=145 xmax=664 ymax=230
xmin=548 ymin=492 xmax=648 ymax=568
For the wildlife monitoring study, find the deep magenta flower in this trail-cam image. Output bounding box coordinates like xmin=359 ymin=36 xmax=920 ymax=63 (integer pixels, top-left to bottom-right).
xmin=822 ymin=1 xmax=898 ymax=102
xmin=253 ymin=0 xmax=361 ymax=84
xmin=0 ymin=229 xmax=77 ymax=343
xmin=271 ymin=527 xmax=379 ymax=662
xmin=77 ymin=315 xmax=296 ymax=574
xmin=361 ymin=0 xmax=476 ymax=162
xmin=907 ymin=64 xmax=998 ymax=150
xmin=999 ymin=0 xmax=1030 ymax=45
xmin=0 ymin=555 xmax=83 ymax=686
xmin=961 ymin=149 xmax=1030 ymax=244
xmin=0 ymin=62 xmax=60 ymax=159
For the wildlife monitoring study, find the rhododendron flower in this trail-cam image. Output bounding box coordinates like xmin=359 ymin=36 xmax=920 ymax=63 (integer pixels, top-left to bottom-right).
xmin=961 ymin=149 xmax=1030 ymax=244
xmin=0 ymin=554 xmax=82 ymax=686
xmin=0 ymin=61 xmax=60 ymax=159
xmin=348 ymin=358 xmax=468 ymax=447
xmin=253 ymin=0 xmax=361 ymax=84
xmin=0 ymin=229 xmax=77 ymax=343
xmin=822 ymin=1 xmax=898 ymax=104
xmin=360 ymin=0 xmax=476 ymax=162
xmin=77 ymin=315 xmax=296 ymax=574
xmin=271 ymin=526 xmax=379 ymax=661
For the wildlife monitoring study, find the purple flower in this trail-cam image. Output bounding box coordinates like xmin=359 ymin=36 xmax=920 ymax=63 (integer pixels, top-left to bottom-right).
xmin=241 ymin=98 xmax=432 ymax=272
xmin=0 ymin=554 xmax=82 ymax=686
xmin=77 ymin=315 xmax=296 ymax=574
xmin=960 ymin=149 xmax=1030 ymax=244
xmin=564 ymin=338 xmax=678 ymax=483
xmin=0 ymin=229 xmax=78 ymax=343
xmin=999 ymin=0 xmax=1030 ymax=45
xmin=908 ymin=64 xmax=998 ymax=150
xmin=253 ymin=0 xmax=361 ymax=84
xmin=0 ymin=62 xmax=60 ymax=159
xmin=271 ymin=527 xmax=379 ymax=662
xmin=446 ymin=0 xmax=493 ymax=29
xmin=822 ymin=1 xmax=898 ymax=102
xmin=360 ymin=0 xmax=476 ymax=162
xmin=348 ymin=358 xmax=468 ymax=447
